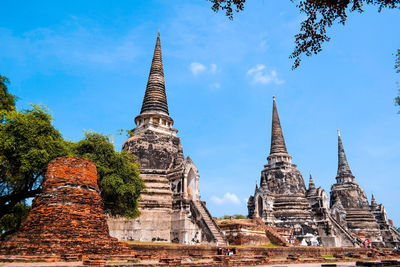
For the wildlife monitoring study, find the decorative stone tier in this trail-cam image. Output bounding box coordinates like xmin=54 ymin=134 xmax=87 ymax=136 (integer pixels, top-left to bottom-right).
xmin=122 ymin=130 xmax=184 ymax=171
xmin=331 ymin=182 xmax=382 ymax=243
xmin=272 ymin=196 xmax=315 ymax=218
xmin=271 ymin=195 xmax=319 ymax=243
xmin=108 ymin=172 xmax=173 ymax=242
xmin=330 ymin=182 xmax=370 ymax=209
xmin=0 ymin=157 xmax=129 ymax=255
xmin=254 ymin=161 xmax=320 ymax=245
xmin=261 ymin=164 xmax=307 ymax=195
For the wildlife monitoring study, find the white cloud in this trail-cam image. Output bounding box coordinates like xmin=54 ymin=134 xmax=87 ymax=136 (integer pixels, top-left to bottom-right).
xmin=247 ymin=64 xmax=284 ymax=85
xmin=210 ymin=63 xmax=217 ymax=74
xmin=259 ymin=40 xmax=268 ymax=51
xmin=190 ymin=62 xmax=206 ymax=75
xmin=189 ymin=62 xmax=218 ymax=76
xmin=211 ymin=192 xmax=240 ymax=205
xmin=209 ymin=82 xmax=221 ymax=90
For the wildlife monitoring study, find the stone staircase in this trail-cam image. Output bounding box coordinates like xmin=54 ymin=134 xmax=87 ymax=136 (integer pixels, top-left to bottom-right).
xmin=192 ymin=200 xmax=228 ymax=246
xmin=326 ymin=213 xmax=361 ymax=246
xmin=139 ymin=174 xmax=172 ymax=209
xmin=264 ymin=226 xmax=291 ymax=246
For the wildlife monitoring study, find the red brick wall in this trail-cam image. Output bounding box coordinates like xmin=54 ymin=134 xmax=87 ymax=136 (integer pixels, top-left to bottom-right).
xmin=0 ymin=157 xmax=130 ymax=256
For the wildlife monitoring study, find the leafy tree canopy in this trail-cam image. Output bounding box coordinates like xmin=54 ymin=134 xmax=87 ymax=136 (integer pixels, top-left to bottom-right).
xmin=0 ymin=104 xmax=69 ymax=239
xmin=0 ymin=75 xmax=16 ymax=112
xmin=208 ymin=0 xmax=400 ymax=70
xmin=72 ymin=132 xmax=144 ymax=218
xmin=0 ymin=204 xmax=31 ymax=240
xmin=0 ymin=76 xmax=144 ymax=239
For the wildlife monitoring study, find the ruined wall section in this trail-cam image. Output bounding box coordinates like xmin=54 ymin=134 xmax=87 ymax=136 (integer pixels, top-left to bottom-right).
xmin=0 ymin=157 xmax=129 ymax=255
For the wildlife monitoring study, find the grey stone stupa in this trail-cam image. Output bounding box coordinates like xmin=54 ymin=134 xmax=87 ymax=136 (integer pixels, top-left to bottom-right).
xmin=107 ymin=31 xmax=227 ymax=246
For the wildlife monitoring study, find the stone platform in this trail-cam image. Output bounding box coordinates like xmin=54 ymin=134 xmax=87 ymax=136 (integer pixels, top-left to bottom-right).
xmin=1 ymin=244 xmax=399 ymax=266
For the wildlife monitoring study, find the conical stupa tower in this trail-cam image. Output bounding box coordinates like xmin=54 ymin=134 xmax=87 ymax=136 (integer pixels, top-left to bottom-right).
xmin=248 ymin=97 xmax=320 ymax=245
xmin=336 ymin=130 xmax=355 ymax=183
xmin=108 ymin=31 xmax=181 ymax=243
xmin=108 ymin=31 xmax=227 ymax=246
xmin=330 ymin=131 xmax=383 ymax=245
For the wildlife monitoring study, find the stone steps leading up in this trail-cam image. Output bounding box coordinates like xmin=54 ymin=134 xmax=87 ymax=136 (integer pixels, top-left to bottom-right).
xmin=192 ymin=200 xmax=227 ymax=246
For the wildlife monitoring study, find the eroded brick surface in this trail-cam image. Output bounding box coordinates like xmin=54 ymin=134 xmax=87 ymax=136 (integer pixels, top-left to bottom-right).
xmin=0 ymin=157 xmax=130 ymax=256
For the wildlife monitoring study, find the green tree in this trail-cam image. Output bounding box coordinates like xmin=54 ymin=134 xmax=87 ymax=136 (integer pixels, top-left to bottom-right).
xmin=0 ymin=92 xmax=144 ymax=238
xmin=72 ymin=132 xmax=144 ymax=218
xmin=0 ymin=204 xmax=31 ymax=240
xmin=0 ymin=75 xmax=16 ymax=112
xmin=0 ymin=105 xmax=69 ymax=239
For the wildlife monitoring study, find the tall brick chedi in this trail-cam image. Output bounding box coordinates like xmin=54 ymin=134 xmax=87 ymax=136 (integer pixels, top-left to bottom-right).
xmin=0 ymin=157 xmax=128 ymax=255
xmin=108 ymin=31 xmax=227 ymax=245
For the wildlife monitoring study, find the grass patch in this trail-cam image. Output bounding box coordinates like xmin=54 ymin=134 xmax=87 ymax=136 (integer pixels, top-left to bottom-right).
xmin=260 ymin=243 xmax=280 ymax=247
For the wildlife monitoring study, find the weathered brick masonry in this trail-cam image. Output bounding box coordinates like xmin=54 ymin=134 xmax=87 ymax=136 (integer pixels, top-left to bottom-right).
xmin=126 ymin=243 xmax=370 ymax=258
xmin=0 ymin=157 xmax=130 ymax=256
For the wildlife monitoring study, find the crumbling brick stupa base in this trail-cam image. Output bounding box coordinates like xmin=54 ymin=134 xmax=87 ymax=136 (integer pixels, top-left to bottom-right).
xmin=0 ymin=157 xmax=131 ymax=256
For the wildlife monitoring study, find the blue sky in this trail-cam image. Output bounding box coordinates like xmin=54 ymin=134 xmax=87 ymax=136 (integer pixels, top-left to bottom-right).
xmin=1 ymin=1 xmax=399 ymax=224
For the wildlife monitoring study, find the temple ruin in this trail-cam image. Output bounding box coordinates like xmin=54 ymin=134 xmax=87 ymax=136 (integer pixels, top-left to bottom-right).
xmin=330 ymin=132 xmax=400 ymax=247
xmin=107 ymin=31 xmax=227 ymax=246
xmin=247 ymin=97 xmax=400 ymax=248
xmin=0 ymin=157 xmax=129 ymax=255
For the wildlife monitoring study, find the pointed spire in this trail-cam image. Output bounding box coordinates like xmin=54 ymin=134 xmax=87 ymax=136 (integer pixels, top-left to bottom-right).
xmin=371 ymin=193 xmax=378 ymax=208
xmin=309 ymin=171 xmax=316 ymax=190
xmin=336 ymin=130 xmax=354 ymax=182
xmin=270 ymin=96 xmax=288 ymax=155
xmin=307 ymin=170 xmax=317 ymax=197
xmin=140 ymin=30 xmax=169 ymax=115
